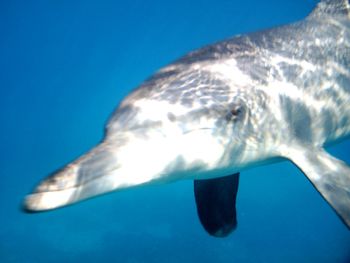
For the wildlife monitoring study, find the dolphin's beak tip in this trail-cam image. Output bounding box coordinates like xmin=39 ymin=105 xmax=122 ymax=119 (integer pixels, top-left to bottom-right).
xmin=21 ymin=201 xmax=38 ymax=214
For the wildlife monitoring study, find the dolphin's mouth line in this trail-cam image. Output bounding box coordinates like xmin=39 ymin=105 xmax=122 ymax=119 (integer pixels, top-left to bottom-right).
xmin=25 ymin=170 xmax=119 ymax=211
xmin=33 ymin=167 xmax=121 ymax=194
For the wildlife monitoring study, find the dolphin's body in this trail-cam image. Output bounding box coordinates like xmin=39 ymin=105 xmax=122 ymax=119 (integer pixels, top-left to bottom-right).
xmin=25 ymin=0 xmax=350 ymax=237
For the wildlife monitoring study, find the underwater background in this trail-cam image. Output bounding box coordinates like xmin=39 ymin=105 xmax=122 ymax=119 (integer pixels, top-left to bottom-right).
xmin=1 ymin=0 xmax=350 ymax=262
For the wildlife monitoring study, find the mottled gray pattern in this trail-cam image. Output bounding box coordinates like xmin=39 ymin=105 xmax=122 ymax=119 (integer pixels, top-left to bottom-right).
xmin=143 ymin=69 xmax=232 ymax=107
xmin=321 ymin=108 xmax=337 ymax=141
xmin=107 ymin=11 xmax=350 ymax=145
xmin=280 ymin=96 xmax=312 ymax=143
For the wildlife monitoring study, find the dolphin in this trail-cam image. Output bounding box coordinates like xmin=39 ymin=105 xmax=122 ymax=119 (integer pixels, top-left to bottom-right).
xmin=24 ymin=0 xmax=350 ymax=237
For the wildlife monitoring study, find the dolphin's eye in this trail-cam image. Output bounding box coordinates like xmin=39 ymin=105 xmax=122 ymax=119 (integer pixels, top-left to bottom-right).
xmin=230 ymin=107 xmax=241 ymax=117
xmin=226 ymin=104 xmax=245 ymax=122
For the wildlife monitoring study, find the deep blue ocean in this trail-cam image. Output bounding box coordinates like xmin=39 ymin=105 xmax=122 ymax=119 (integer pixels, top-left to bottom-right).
xmin=1 ymin=0 xmax=350 ymax=262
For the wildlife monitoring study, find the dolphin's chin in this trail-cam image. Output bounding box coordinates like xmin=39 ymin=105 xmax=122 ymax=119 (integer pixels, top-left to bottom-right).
xmin=23 ymin=187 xmax=78 ymax=212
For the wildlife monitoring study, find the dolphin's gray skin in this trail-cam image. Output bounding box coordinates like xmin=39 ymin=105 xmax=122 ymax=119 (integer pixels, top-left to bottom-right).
xmin=24 ymin=0 xmax=350 ymax=237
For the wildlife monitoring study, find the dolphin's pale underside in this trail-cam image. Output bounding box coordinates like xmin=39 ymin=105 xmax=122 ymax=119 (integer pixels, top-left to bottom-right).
xmin=24 ymin=0 xmax=350 ymax=237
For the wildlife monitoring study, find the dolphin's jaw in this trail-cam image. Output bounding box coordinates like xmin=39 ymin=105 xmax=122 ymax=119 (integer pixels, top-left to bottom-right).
xmin=24 ymin=170 xmax=126 ymax=212
xmin=24 ymin=187 xmax=78 ymax=212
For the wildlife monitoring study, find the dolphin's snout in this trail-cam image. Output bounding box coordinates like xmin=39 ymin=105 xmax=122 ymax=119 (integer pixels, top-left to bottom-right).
xmin=23 ymin=165 xmax=80 ymax=212
xmin=23 ymin=142 xmax=119 ymax=212
xmin=24 ymin=186 xmax=79 ymax=212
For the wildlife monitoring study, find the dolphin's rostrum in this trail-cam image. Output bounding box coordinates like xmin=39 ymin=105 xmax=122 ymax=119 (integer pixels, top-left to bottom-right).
xmin=24 ymin=0 xmax=350 ymax=237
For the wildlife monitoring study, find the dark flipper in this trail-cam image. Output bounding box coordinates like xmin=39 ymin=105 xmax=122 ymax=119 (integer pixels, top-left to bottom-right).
xmin=194 ymin=173 xmax=240 ymax=237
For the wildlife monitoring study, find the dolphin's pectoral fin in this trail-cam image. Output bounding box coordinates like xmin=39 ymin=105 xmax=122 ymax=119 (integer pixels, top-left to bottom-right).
xmin=194 ymin=173 xmax=239 ymax=237
xmin=283 ymin=145 xmax=350 ymax=229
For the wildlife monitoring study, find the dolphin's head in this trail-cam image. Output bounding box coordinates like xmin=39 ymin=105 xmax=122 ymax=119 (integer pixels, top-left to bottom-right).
xmin=24 ymin=59 xmax=276 ymax=212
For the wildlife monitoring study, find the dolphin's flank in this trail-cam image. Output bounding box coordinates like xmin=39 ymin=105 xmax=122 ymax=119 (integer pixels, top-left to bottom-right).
xmin=24 ymin=0 xmax=350 ymax=236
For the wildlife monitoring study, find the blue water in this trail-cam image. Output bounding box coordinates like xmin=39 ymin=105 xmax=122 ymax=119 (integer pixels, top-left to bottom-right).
xmin=1 ymin=0 xmax=350 ymax=262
